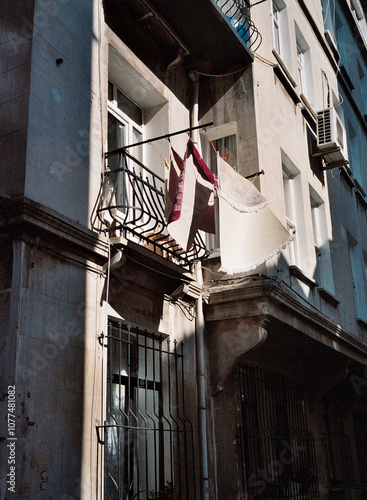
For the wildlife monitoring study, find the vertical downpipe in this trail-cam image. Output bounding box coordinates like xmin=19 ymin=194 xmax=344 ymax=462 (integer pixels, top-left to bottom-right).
xmin=190 ymin=71 xmax=210 ymax=500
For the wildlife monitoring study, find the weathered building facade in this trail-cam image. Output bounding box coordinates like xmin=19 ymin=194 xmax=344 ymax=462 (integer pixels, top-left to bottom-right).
xmin=1 ymin=0 xmax=367 ymax=499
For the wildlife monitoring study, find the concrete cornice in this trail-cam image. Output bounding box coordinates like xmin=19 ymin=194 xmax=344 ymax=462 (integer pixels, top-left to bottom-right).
xmin=0 ymin=196 xmax=109 ymax=263
xmin=205 ymin=275 xmax=367 ymax=363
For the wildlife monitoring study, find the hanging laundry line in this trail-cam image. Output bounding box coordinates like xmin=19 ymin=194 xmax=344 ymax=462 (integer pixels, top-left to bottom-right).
xmin=105 ymin=121 xmax=216 ymax=157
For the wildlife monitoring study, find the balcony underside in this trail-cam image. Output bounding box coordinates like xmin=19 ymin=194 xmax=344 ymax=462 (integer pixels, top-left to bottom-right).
xmin=204 ymin=275 xmax=367 ymax=392
xmin=104 ymin=0 xmax=259 ymax=76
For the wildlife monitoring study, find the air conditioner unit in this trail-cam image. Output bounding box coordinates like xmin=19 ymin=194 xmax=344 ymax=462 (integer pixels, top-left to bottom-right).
xmin=317 ymin=107 xmax=347 ymax=165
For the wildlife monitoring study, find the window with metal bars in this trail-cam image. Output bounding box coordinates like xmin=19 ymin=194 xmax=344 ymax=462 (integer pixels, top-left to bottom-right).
xmin=323 ymin=398 xmax=355 ymax=491
xmin=237 ymin=362 xmax=319 ymax=499
xmin=104 ymin=322 xmax=197 ymax=500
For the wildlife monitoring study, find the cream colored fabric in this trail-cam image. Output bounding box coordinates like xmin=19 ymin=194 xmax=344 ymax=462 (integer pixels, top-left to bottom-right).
xmin=217 ymin=155 xmax=268 ymax=212
xmin=219 ymin=196 xmax=293 ymax=274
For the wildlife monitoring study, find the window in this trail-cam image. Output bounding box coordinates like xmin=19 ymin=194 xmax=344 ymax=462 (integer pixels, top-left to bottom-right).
xmin=310 ymin=195 xmax=322 ymax=285
xmin=335 ymin=13 xmax=348 ymax=69
xmin=347 ymin=122 xmax=361 ymax=182
xmin=104 ymin=322 xmax=197 ymax=499
xmin=348 ymin=235 xmax=367 ymax=322
xmin=201 ymin=123 xmax=238 ymax=251
xmin=358 ymin=61 xmax=367 ymax=117
xmin=322 ymin=0 xmax=337 ymax=40
xmin=295 ymin=25 xmax=314 ymax=105
xmin=209 ymin=135 xmax=237 ymax=174
xmin=283 ymin=166 xmax=299 ymax=265
xmin=270 ymin=0 xmax=292 ymax=68
xmin=297 ymin=44 xmax=306 ymax=94
xmin=309 ymin=187 xmax=334 ymax=292
xmin=108 ymin=81 xmax=143 ymax=167
xmin=271 ymin=0 xmax=281 ymax=54
xmin=238 ymin=363 xmax=319 ymax=499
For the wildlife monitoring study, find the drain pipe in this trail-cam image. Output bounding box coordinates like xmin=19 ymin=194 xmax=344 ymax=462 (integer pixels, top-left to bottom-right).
xmin=190 ymin=71 xmax=210 ymax=500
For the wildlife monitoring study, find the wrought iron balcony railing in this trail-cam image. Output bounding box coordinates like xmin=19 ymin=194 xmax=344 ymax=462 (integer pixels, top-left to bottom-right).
xmin=97 ymin=150 xmax=209 ymax=267
xmin=215 ymin=0 xmax=262 ymax=52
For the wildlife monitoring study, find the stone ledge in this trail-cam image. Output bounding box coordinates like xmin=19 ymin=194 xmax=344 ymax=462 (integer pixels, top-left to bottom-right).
xmin=205 ymin=274 xmax=367 ymax=364
xmin=0 ymin=196 xmax=109 ymax=263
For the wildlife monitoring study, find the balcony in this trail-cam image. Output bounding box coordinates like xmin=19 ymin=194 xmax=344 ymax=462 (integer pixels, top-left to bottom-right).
xmin=104 ymin=0 xmax=261 ymax=76
xmin=97 ymin=150 xmax=209 ymax=268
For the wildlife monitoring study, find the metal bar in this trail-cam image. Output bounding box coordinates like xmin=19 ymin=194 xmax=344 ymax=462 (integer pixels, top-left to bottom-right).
xmin=126 ymin=323 xmax=132 ymax=491
xmin=174 ymin=340 xmax=183 ymax=500
xmin=158 ymin=337 xmax=165 ymax=492
xmin=152 ymin=336 xmax=159 ymax=495
xmin=180 ymin=341 xmax=196 ymax=499
xmin=105 ymin=121 xmax=215 ymax=157
xmin=250 ymin=0 xmax=269 ymax=7
xmin=245 ymin=169 xmax=264 ymax=179
xmin=166 ymin=339 xmax=175 ymax=490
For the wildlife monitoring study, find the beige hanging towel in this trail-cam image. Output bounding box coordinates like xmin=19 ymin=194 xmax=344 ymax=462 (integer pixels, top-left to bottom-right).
xmin=217 ymin=156 xmax=293 ymax=273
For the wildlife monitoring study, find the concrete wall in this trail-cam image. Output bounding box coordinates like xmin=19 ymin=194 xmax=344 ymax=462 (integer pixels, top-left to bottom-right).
xmin=0 ymin=0 xmax=35 ymax=197
xmin=0 ymin=237 xmax=106 ymax=498
xmin=25 ymin=0 xmax=102 ymax=227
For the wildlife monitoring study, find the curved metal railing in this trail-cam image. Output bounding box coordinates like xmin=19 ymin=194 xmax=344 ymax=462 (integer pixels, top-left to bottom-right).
xmin=216 ymin=0 xmax=262 ymax=52
xmin=97 ymin=150 xmax=209 ymax=268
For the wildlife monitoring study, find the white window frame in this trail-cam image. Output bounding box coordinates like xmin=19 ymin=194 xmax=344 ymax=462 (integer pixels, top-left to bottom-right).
xmin=200 ymin=122 xmax=238 ymax=251
xmin=271 ymin=0 xmax=281 ymax=54
xmin=283 ymin=166 xmax=299 ymax=266
xmin=309 ymin=187 xmax=335 ymax=293
xmin=295 ymin=24 xmax=314 ymax=106
xmin=108 ymin=81 xmax=144 ymax=162
xmin=297 ymin=43 xmax=306 ymax=95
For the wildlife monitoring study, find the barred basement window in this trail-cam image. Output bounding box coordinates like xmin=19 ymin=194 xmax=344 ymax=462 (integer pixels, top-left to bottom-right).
xmin=237 ymin=362 xmax=319 ymax=499
xmin=323 ymin=398 xmax=355 ymax=490
xmin=104 ymin=322 xmax=197 ymax=500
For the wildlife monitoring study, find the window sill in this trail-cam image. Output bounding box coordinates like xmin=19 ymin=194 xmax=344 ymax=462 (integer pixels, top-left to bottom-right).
xmin=289 ymin=265 xmax=318 ymax=288
xmin=340 ymin=165 xmax=355 ymax=189
xmin=355 ymin=189 xmax=367 ymax=209
xmin=300 ymin=94 xmax=317 ymax=133
xmin=357 ymin=317 xmax=367 ymax=329
xmin=272 ymin=50 xmax=301 ymax=105
xmin=272 ymin=50 xmax=297 ymax=87
xmin=354 ymin=178 xmax=366 ymax=197
xmin=318 ymin=287 xmax=340 ymax=307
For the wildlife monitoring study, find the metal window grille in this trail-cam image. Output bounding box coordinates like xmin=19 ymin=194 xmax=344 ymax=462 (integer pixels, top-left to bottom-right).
xmin=323 ymin=398 xmax=355 ymax=491
xmin=103 ymin=322 xmax=197 ymax=500
xmin=237 ymin=362 xmax=320 ymax=499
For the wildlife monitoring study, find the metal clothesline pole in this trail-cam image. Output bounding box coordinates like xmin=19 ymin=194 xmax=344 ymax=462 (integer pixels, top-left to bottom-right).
xmin=245 ymin=168 xmax=265 ymax=179
xmin=105 ymin=121 xmax=216 ymax=158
